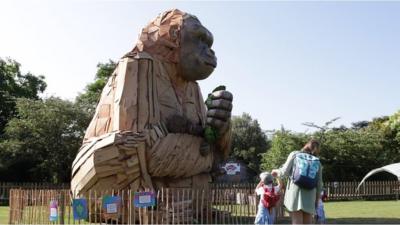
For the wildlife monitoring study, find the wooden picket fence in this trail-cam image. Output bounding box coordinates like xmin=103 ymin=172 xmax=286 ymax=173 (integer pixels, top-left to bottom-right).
xmin=8 ymin=183 xmax=287 ymax=224
xmin=0 ymin=182 xmax=68 ymax=205
xmin=324 ymin=180 xmax=400 ymax=200
xmin=5 ymin=180 xmax=400 ymax=224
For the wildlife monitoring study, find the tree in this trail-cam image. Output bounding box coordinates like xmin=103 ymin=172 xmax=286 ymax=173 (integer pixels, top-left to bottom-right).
xmin=387 ymin=111 xmax=400 ymax=140
xmin=351 ymin=121 xmax=369 ymax=130
xmin=302 ymin=117 xmax=341 ymax=143
xmin=261 ymin=128 xmax=309 ymax=173
xmin=319 ymin=129 xmax=385 ymax=181
xmin=260 ymin=118 xmax=393 ymax=182
xmin=230 ymin=113 xmax=269 ymax=176
xmin=0 ymin=97 xmax=91 ymax=183
xmin=75 ymin=60 xmax=116 ymax=115
xmin=0 ymin=58 xmax=46 ymax=135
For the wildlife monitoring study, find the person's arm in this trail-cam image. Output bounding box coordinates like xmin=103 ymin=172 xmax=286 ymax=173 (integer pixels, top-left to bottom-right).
xmin=255 ymin=180 xmax=264 ymax=195
xmin=272 ymin=151 xmax=297 ymax=178
xmin=276 ymin=177 xmax=283 ymax=194
xmin=256 ymin=180 xmax=263 ymax=190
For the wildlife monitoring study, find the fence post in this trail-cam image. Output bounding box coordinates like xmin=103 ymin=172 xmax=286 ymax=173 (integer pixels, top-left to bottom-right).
xmin=59 ymin=190 xmax=65 ymax=224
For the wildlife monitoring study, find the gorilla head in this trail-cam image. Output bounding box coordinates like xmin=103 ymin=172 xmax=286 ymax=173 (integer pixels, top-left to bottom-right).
xmin=179 ymin=16 xmax=217 ymax=81
xmin=131 ymin=9 xmax=217 ymax=81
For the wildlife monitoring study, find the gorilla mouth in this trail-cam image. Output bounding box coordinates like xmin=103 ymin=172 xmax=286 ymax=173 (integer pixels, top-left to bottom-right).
xmin=204 ymin=61 xmax=217 ymax=68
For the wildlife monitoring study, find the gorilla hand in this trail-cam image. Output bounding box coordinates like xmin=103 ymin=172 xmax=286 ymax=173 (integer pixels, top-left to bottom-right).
xmin=206 ymin=89 xmax=233 ymax=136
xmin=165 ymin=114 xmax=204 ymax=136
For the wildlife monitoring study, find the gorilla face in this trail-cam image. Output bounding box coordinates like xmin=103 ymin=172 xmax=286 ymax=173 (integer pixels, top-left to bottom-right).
xmin=178 ymin=17 xmax=217 ymax=81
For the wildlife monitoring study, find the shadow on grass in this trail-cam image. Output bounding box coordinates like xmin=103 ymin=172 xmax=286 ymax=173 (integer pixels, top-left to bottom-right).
xmin=229 ymin=216 xmax=400 ymax=224
xmin=326 ymin=217 xmax=400 ymax=224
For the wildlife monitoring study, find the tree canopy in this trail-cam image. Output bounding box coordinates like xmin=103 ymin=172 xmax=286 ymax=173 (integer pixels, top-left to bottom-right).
xmin=0 ymin=58 xmax=46 ymax=136
xmin=0 ymin=97 xmax=90 ymax=182
xmin=230 ymin=113 xmax=269 ymax=176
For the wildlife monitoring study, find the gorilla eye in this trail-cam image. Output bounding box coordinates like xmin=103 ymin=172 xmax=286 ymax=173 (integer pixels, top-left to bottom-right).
xmin=198 ymin=31 xmax=213 ymax=47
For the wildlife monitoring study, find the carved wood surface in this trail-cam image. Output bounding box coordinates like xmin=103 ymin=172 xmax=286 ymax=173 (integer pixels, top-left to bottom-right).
xmin=72 ymin=54 xmax=231 ymax=196
xmin=71 ymin=9 xmax=231 ymax=196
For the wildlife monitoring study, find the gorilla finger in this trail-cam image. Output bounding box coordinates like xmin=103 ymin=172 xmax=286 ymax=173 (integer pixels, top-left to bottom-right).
xmin=207 ymin=117 xmax=227 ymax=129
xmin=207 ymin=109 xmax=231 ymax=121
xmin=211 ymin=90 xmax=233 ymax=101
xmin=208 ymin=99 xmax=233 ymax=111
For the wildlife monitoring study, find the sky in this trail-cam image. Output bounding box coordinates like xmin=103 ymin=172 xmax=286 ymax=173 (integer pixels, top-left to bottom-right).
xmin=1 ymin=1 xmax=399 ymax=132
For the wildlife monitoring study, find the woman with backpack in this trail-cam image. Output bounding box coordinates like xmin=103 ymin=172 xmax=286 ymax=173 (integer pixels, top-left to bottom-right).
xmin=271 ymin=139 xmax=323 ymax=225
xmin=254 ymin=172 xmax=283 ymax=225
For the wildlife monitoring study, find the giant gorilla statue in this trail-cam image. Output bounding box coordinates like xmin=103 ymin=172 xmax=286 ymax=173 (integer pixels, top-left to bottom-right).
xmin=71 ymin=9 xmax=233 ymax=195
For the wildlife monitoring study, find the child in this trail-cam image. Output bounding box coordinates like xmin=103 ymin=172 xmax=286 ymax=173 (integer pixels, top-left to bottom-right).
xmin=254 ymin=172 xmax=283 ymax=225
xmin=315 ymin=189 xmax=327 ymax=224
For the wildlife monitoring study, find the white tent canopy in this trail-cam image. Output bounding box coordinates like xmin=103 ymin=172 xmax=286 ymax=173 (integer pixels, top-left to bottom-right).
xmin=357 ymin=163 xmax=400 ymax=191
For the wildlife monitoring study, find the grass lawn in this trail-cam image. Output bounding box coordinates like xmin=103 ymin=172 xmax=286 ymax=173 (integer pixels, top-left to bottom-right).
xmin=1 ymin=200 xmax=399 ymax=224
xmin=324 ymin=200 xmax=400 ymax=224
xmin=0 ymin=206 xmax=9 ymax=224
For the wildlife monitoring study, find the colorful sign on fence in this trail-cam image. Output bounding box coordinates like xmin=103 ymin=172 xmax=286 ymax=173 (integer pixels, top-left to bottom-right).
xmin=102 ymin=195 xmax=121 ymax=214
xmin=223 ymin=163 xmax=241 ymax=175
xmin=72 ymin=198 xmax=88 ymax=220
xmin=49 ymin=200 xmax=58 ymax=222
xmin=134 ymin=191 xmax=156 ymax=208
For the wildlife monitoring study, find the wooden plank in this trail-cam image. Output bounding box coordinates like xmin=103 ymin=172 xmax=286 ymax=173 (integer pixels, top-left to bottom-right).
xmin=156 ymin=189 xmax=160 ymax=224
xmin=72 ymin=139 xmax=99 ymax=173
xmin=39 ymin=190 xmax=44 ymax=223
xmin=29 ymin=189 xmax=33 ymax=224
xmin=176 ymin=188 xmax=180 ymax=224
xmin=95 ymin=164 xmax=122 ymax=174
xmin=124 ymin=148 xmax=138 ymax=156
xmin=200 ymin=189 xmax=204 ymax=224
xmin=137 ymin=60 xmax=149 ymax=132
xmin=93 ymin=145 xmax=120 ymax=164
xmin=8 ymin=190 xmax=12 ymax=224
xmin=129 ymin=189 xmax=133 ymax=225
xmin=112 ymin=58 xmax=128 ymax=131
xmin=147 ymin=59 xmax=155 ymax=125
xmin=94 ymin=117 xmax=110 ymax=137
xmin=137 ymin=142 xmax=153 ymax=189
xmin=72 ymin=132 xmax=116 ymax=174
xmin=234 ymin=186 xmax=238 ymax=225
xmin=71 ymin=154 xmax=95 ymax=190
xmin=183 ymin=189 xmax=186 ymax=224
xmin=247 ymin=183 xmax=251 ymax=224
xmin=138 ymin=203 xmax=142 ymax=225
xmin=161 ymin=188 xmax=164 ymax=224
xmin=151 ymin=191 xmax=154 ymax=225
xmin=133 ymin=189 xmax=136 ymax=225
xmin=172 ymin=189 xmax=175 ymax=225
xmin=126 ymin=156 xmax=139 ymax=167
xmin=195 ymin=189 xmax=199 ymax=223
xmin=116 ymin=59 xmax=138 ymax=131
xmin=239 ymin=189 xmax=243 ymax=225
xmin=90 ymin=175 xmax=117 ymax=191
xmin=222 ymin=185 xmax=226 ymax=225
xmin=219 ymin=185 xmax=223 ymax=224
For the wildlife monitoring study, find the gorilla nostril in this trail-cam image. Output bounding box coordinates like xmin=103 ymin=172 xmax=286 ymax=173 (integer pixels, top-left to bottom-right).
xmin=210 ymin=49 xmax=215 ymax=55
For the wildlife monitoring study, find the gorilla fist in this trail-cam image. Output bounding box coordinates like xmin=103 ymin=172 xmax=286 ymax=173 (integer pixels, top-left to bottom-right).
xmin=206 ymin=89 xmax=233 ymax=136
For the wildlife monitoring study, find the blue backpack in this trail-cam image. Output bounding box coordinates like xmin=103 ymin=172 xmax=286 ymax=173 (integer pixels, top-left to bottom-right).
xmin=292 ymin=152 xmax=320 ymax=189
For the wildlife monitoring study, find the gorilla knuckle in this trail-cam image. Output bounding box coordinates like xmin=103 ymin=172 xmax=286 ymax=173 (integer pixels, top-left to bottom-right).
xmin=211 ymin=90 xmax=233 ymax=101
